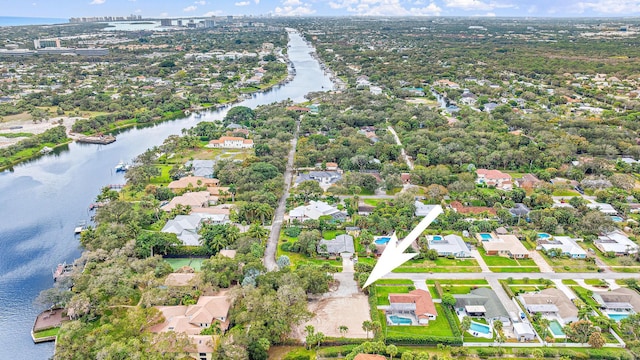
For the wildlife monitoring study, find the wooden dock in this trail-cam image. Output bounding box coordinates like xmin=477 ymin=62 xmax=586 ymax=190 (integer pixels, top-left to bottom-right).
xmin=76 ymin=135 xmax=116 ymax=145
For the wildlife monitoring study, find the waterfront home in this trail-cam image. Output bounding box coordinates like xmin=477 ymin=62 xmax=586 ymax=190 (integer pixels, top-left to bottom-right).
xmin=317 ymin=234 xmax=355 ymax=256
xmin=162 ymin=213 xmax=230 ymax=246
xmin=414 ymin=201 xmax=441 ymax=217
xmin=479 ymin=233 xmax=529 ymax=259
xmin=476 ymin=169 xmax=513 ymax=190
xmin=161 ymin=191 xmax=217 ymax=212
xmin=387 ymin=289 xmax=437 ymax=325
xmin=427 ymin=234 xmax=471 ymax=258
xmin=454 ymin=288 xmax=510 ymax=324
xmin=288 ymin=200 xmax=346 ymax=222
xmin=519 ymin=288 xmax=578 ymax=324
xmin=150 ymin=294 xmax=231 ymax=360
xmin=168 ymin=176 xmax=220 ymax=191
xmin=595 ymin=230 xmax=639 ymax=256
xmin=537 ymin=236 xmax=586 ymax=259
xmin=205 ymin=136 xmax=254 ymax=149
xmin=185 ymin=160 xmax=216 ymax=178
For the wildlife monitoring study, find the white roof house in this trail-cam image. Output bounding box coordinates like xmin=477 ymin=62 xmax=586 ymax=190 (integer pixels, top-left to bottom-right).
xmin=538 ymin=236 xmax=587 ymax=259
xmin=595 ymin=230 xmax=639 ymax=256
xmin=587 ymin=202 xmax=618 ymax=215
xmin=513 ymin=322 xmax=536 ymax=342
xmin=415 ymin=201 xmax=441 ymax=217
xmin=288 ymin=200 xmax=346 ymax=222
xmin=162 ymin=213 xmax=230 ymax=246
xmin=427 ymin=234 xmax=471 ymax=258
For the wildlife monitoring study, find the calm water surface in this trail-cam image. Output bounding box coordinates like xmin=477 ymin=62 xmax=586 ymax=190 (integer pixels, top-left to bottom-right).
xmin=0 ymin=29 xmax=334 ymax=359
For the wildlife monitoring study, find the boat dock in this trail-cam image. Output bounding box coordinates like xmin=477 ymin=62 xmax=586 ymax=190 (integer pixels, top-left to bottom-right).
xmin=76 ymin=134 xmax=116 ymax=145
xmin=53 ymin=263 xmax=73 ymax=282
xmin=31 ymin=308 xmax=69 ymax=343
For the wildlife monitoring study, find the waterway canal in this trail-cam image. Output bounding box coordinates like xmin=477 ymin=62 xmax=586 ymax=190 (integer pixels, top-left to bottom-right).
xmin=0 ymin=29 xmax=334 ymax=359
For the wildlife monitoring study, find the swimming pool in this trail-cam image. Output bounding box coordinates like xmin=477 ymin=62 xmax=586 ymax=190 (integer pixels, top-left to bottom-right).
xmin=549 ymin=320 xmax=565 ymax=337
xmin=374 ymin=237 xmax=391 ymax=245
xmin=607 ymin=313 xmax=629 ymax=322
xmin=610 ymin=216 xmax=624 ymax=222
xmin=429 ymin=235 xmax=443 ymax=241
xmin=479 ymin=233 xmax=493 ymax=241
xmin=388 ymin=315 xmax=412 ymax=325
xmin=469 ymin=322 xmax=491 ymax=334
xmin=538 ymin=233 xmax=552 ymax=239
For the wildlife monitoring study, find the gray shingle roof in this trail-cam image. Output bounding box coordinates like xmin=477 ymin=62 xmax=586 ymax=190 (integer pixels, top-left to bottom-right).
xmin=454 ymin=288 xmax=509 ymax=321
xmin=318 ymin=234 xmax=354 ymax=255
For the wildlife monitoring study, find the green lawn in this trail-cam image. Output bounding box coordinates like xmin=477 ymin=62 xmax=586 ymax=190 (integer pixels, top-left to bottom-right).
xmin=503 ymin=278 xmax=547 ymax=285
xmin=491 ymin=267 xmax=540 ymax=273
xmin=426 ymin=279 xmax=489 ymax=285
xmin=164 ymin=257 xmax=206 ymax=271
xmin=393 ymin=257 xmax=481 ymax=273
xmin=380 ymin=304 xmax=455 ymax=337
xmin=322 ymin=230 xmax=345 ymax=240
xmin=33 ymin=327 xmax=60 ymax=338
xmin=363 ymin=198 xmax=385 ymax=207
xmin=376 ymin=279 xmax=414 ymax=285
xmin=440 ymin=285 xmax=491 ymax=295
xmin=482 ymin=254 xmax=519 ymax=266
xmin=375 ymin=285 xmax=412 ymax=305
xmin=552 ymin=189 xmax=581 ymax=196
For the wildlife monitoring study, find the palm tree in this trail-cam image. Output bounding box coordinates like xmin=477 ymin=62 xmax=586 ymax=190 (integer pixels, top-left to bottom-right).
xmin=362 ymin=320 xmax=373 ymax=339
xmin=228 ymin=184 xmax=237 ymax=202
xmin=578 ymin=306 xmax=591 ymax=320
xmin=338 ymin=325 xmax=348 ymax=337
xmin=248 ymin=223 xmax=269 ymax=242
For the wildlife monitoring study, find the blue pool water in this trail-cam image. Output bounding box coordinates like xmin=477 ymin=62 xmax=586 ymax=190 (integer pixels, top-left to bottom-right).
xmin=610 ymin=216 xmax=623 ymax=222
xmin=549 ymin=320 xmax=565 ymax=336
xmin=479 ymin=233 xmax=493 ymax=241
xmin=375 ymin=237 xmax=391 ymax=245
xmin=432 ymin=235 xmax=443 ymax=241
xmin=389 ymin=315 xmax=412 ymax=325
xmin=538 ymin=233 xmax=551 ymax=239
xmin=470 ymin=322 xmax=491 ymax=334
xmin=607 ymin=313 xmax=629 ymax=321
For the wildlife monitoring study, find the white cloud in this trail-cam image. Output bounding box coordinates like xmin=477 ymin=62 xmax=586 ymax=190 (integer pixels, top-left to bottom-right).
xmin=204 ymin=10 xmax=223 ymax=16
xmin=194 ymin=0 xmax=206 ymax=5
xmin=484 ymin=11 xmax=496 ymax=16
xmin=575 ymin=0 xmax=640 ymax=14
xmin=134 ymin=8 xmax=142 ymax=13
xmin=274 ymin=4 xmax=316 ymax=15
xmin=255 ymin=0 xmax=260 ymax=3
xmin=283 ymin=0 xmax=302 ymax=5
xmin=443 ymin=0 xmax=512 ymax=11
xmin=90 ymin=0 xmax=105 ymax=4
xmin=160 ymin=12 xmax=169 ymax=17
xmin=183 ymin=5 xmax=197 ymax=12
xmin=527 ymin=5 xmax=537 ymax=13
xmin=410 ymin=2 xmax=442 ymax=15
xmin=236 ymin=1 xmax=250 ymax=5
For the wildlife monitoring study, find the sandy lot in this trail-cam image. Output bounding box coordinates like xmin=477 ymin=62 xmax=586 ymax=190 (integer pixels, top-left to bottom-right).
xmin=292 ymin=257 xmax=371 ymax=340
xmin=0 ymin=116 xmax=83 ymax=148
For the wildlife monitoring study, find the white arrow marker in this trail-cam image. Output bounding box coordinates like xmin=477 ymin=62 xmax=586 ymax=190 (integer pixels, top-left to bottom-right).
xmin=363 ymin=205 xmax=443 ymax=288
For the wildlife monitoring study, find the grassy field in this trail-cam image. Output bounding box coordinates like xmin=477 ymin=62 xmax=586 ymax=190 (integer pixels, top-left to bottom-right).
xmin=376 ymin=285 xmax=412 ymax=305
xmin=491 ymin=267 xmax=540 ymax=273
xmin=380 ymin=304 xmax=455 ymax=337
xmin=164 ymin=257 xmax=206 ymax=271
xmin=426 ymin=279 xmax=489 ymax=285
xmin=33 ymin=327 xmax=60 ymax=338
xmin=363 ymin=198 xmax=386 ymax=207
xmin=439 ymin=285 xmax=491 ymax=295
xmin=376 ymin=279 xmax=414 ymax=285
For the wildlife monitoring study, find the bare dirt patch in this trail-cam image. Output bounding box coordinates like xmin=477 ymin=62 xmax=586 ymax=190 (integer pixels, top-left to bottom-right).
xmin=0 ymin=116 xmax=83 ymax=148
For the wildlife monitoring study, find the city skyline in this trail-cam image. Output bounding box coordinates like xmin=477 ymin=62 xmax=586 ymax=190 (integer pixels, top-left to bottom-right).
xmin=2 ymin=0 xmax=640 ymax=19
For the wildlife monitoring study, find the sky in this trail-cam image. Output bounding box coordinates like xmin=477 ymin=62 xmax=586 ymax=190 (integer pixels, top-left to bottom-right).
xmin=2 ymin=0 xmax=640 ymax=19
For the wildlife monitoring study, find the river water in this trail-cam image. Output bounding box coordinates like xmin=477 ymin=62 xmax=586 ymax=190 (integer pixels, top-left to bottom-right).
xmin=0 ymin=29 xmax=334 ymax=359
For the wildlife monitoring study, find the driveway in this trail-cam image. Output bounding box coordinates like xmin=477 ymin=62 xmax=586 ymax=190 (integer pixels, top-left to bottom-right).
xmin=528 ymin=250 xmax=554 ymax=273
xmin=471 ymin=249 xmax=491 ymax=272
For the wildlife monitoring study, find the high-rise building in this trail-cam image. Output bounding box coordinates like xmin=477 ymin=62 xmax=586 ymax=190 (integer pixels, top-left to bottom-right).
xmin=160 ymin=19 xmax=172 ymax=26
xmin=204 ymin=19 xmax=215 ymax=28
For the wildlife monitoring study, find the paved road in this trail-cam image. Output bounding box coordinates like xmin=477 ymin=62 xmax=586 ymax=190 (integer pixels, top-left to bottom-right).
xmin=264 ymin=118 xmax=300 ymax=271
xmin=387 ymin=125 xmax=413 ymax=170
xmin=383 ymin=271 xmax=639 ymax=281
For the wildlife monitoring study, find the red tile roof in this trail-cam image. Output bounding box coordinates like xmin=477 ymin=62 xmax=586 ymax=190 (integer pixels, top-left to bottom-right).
xmin=388 ymin=289 xmax=437 ymax=320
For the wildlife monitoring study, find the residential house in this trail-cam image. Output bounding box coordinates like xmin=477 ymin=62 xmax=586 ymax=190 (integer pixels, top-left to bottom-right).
xmin=592 ymin=288 xmax=640 ymax=314
xmin=415 ymin=201 xmax=441 ymax=217
xmin=168 ymin=176 xmax=220 ymax=192
xmin=595 ymin=230 xmax=639 ymax=256
xmin=460 ymin=89 xmax=477 ymax=105
xmin=481 ymin=234 xmax=529 ymax=259
xmin=161 ymin=213 xmax=230 ymax=246
xmin=427 ymin=234 xmax=471 ymax=258
xmin=515 ymin=173 xmax=542 ymax=190
xmin=454 ymin=288 xmax=511 ymax=324
xmin=296 ymin=171 xmax=342 ymax=190
xmin=476 ymin=169 xmax=513 ymax=190
xmin=387 ymin=289 xmax=437 ymax=325
xmin=317 ymin=234 xmax=355 ymax=256
xmin=435 ymin=79 xmax=460 ymax=89
xmin=369 ymin=86 xmax=383 ymax=96
xmin=185 ymin=159 xmax=216 ymax=178
xmin=150 ymin=295 xmax=232 ymax=360
xmin=358 ymin=129 xmax=379 ymax=143
xmin=288 ymin=200 xmax=346 ymax=222
xmin=161 ymin=191 xmax=217 ymax=212
xmin=205 ymin=136 xmax=254 ymax=149
xmin=401 ymin=173 xmax=412 ymax=184
xmin=165 ymin=273 xmax=197 ymax=287
xmin=513 ymin=322 xmax=536 ymax=342
xmin=358 ymin=204 xmax=375 ymax=216
xmin=538 ymin=236 xmax=587 ymax=259
xmin=325 ymin=162 xmax=339 ymax=171
xmin=484 ymin=102 xmax=499 ymax=112
xmin=519 ymin=288 xmax=579 ymax=324
xmin=509 ymin=203 xmax=531 ymax=218
xmin=587 ymin=202 xmax=618 ymax=215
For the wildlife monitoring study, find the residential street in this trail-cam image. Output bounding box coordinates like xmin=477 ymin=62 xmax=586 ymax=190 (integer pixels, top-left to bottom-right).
xmin=387 ymin=125 xmax=413 ymax=170
xmin=384 ymin=271 xmax=637 ymax=281
xmin=264 ymin=118 xmax=300 ymax=271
